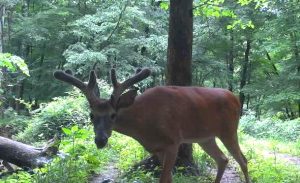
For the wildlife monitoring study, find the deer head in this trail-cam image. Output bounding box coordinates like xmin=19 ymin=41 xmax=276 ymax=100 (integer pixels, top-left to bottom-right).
xmin=53 ymin=68 xmax=151 ymax=148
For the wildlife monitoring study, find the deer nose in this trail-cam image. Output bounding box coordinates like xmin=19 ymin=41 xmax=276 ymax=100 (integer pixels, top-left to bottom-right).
xmin=95 ymin=135 xmax=108 ymax=149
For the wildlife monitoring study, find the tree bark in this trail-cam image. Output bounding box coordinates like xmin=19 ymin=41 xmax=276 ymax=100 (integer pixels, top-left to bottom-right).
xmin=0 ymin=5 xmax=4 ymax=117
xmin=166 ymin=0 xmax=198 ymax=175
xmin=0 ymin=136 xmax=60 ymax=169
xmin=290 ymin=32 xmax=300 ymax=117
xmin=228 ymin=30 xmax=234 ymax=91
xmin=166 ymin=0 xmax=192 ymax=85
xmin=239 ymin=39 xmax=251 ymax=115
xmin=0 ymin=5 xmax=4 ymax=52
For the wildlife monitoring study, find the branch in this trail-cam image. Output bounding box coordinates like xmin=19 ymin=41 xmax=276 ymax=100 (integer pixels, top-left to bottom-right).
xmin=106 ymin=0 xmax=129 ymax=42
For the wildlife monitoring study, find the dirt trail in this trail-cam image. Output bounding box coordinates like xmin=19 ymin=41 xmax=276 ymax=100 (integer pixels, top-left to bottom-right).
xmin=217 ymin=152 xmax=300 ymax=183
xmin=262 ymin=151 xmax=300 ymax=167
xmin=90 ymin=163 xmax=119 ymax=183
xmin=220 ymin=165 xmax=243 ymax=183
xmin=209 ymin=161 xmax=244 ymax=183
xmin=90 ymin=152 xmax=300 ymax=183
xmin=90 ymin=162 xmax=244 ymax=183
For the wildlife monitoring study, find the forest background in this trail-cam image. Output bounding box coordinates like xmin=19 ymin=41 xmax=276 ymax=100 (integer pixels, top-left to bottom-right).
xmin=0 ymin=0 xmax=299 ymax=183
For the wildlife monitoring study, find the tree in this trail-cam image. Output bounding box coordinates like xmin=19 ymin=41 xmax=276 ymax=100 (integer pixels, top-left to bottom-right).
xmin=0 ymin=136 xmax=60 ymax=169
xmin=0 ymin=5 xmax=4 ymax=53
xmin=166 ymin=0 xmax=197 ymax=174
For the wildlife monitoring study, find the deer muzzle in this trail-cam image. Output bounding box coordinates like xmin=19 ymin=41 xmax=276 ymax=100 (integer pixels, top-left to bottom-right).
xmin=94 ymin=134 xmax=108 ymax=149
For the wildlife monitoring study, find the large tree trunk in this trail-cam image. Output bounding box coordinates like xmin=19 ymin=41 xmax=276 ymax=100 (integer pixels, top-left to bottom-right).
xmin=0 ymin=136 xmax=59 ymax=169
xmin=166 ymin=0 xmax=192 ymax=85
xmin=165 ymin=0 xmax=198 ymax=175
xmin=133 ymin=0 xmax=198 ymax=176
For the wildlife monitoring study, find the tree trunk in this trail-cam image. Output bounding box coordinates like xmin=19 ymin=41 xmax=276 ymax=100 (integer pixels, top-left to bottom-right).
xmin=239 ymin=39 xmax=251 ymax=115
xmin=0 ymin=5 xmax=4 ymax=52
xmin=0 ymin=136 xmax=60 ymax=169
xmin=0 ymin=5 xmax=4 ymax=117
xmin=166 ymin=0 xmax=192 ymax=85
xmin=134 ymin=0 xmax=198 ymax=176
xmin=228 ymin=30 xmax=234 ymax=91
xmin=166 ymin=0 xmax=198 ymax=175
xmin=290 ymin=32 xmax=300 ymax=117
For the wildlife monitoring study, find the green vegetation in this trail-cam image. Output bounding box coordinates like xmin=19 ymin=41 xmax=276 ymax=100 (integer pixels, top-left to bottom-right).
xmin=1 ymin=95 xmax=299 ymax=182
xmin=0 ymin=0 xmax=299 ymax=182
xmin=16 ymin=93 xmax=89 ymax=142
xmin=240 ymin=113 xmax=300 ymax=142
xmin=1 ymin=117 xmax=300 ymax=182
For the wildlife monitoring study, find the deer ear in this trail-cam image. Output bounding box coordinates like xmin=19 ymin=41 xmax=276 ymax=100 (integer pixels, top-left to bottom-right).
xmin=116 ymin=89 xmax=138 ymax=109
xmin=88 ymin=71 xmax=100 ymax=97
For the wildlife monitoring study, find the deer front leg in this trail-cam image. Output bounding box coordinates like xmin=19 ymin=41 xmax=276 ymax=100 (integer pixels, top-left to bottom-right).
xmin=159 ymin=145 xmax=178 ymax=183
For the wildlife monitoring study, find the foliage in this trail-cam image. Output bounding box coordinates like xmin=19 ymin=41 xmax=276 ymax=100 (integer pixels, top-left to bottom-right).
xmin=240 ymin=112 xmax=300 ymax=141
xmin=16 ymin=93 xmax=89 ymax=142
xmin=0 ymin=108 xmax=29 ymax=135
xmin=1 ymin=0 xmax=299 ymax=118
xmin=32 ymin=126 xmax=110 ymax=183
xmin=2 ymin=116 xmax=300 ymax=183
xmin=1 ymin=125 xmax=111 ymax=183
xmin=0 ymin=53 xmax=29 ymax=76
xmin=247 ymin=151 xmax=300 ymax=183
xmin=1 ymin=0 xmax=300 ymax=182
xmin=0 ymin=53 xmax=29 ymax=117
xmin=1 ymin=171 xmax=32 ymax=183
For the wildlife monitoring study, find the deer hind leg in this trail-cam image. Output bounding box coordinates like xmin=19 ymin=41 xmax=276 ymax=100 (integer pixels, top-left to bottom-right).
xmin=158 ymin=145 xmax=179 ymax=183
xmin=198 ymin=138 xmax=228 ymax=183
xmin=220 ymin=134 xmax=250 ymax=183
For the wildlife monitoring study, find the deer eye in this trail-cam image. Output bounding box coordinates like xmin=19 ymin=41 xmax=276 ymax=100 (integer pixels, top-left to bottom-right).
xmin=89 ymin=113 xmax=94 ymax=120
xmin=110 ymin=113 xmax=116 ymax=120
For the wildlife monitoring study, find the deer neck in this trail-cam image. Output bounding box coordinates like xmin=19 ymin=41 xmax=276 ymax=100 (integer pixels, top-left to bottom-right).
xmin=113 ymin=105 xmax=141 ymax=139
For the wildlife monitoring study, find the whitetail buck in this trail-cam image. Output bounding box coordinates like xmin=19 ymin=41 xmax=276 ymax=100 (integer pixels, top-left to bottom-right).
xmin=54 ymin=68 xmax=249 ymax=183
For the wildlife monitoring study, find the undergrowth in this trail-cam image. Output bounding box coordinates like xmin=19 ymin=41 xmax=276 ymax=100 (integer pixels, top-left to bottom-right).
xmin=240 ymin=112 xmax=300 ymax=142
xmin=16 ymin=94 xmax=89 ymax=143
xmin=1 ymin=103 xmax=300 ymax=183
xmin=247 ymin=150 xmax=300 ymax=183
xmin=2 ymin=125 xmax=300 ymax=183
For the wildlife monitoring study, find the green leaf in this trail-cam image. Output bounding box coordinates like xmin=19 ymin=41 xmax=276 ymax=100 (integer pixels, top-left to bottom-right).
xmin=71 ymin=125 xmax=79 ymax=132
xmin=160 ymin=2 xmax=169 ymax=10
xmin=227 ymin=25 xmax=233 ymax=30
xmin=62 ymin=127 xmax=72 ymax=135
xmin=0 ymin=53 xmax=29 ymax=76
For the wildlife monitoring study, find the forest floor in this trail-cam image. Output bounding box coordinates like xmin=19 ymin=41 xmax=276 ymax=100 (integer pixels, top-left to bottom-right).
xmin=89 ymin=162 xmax=243 ymax=183
xmin=90 ymin=162 xmax=119 ymax=183
xmin=89 ymin=150 xmax=300 ymax=183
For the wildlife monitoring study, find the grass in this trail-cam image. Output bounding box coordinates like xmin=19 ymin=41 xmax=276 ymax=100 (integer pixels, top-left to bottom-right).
xmin=239 ymin=134 xmax=300 ymax=157
xmin=1 ymin=126 xmax=300 ymax=183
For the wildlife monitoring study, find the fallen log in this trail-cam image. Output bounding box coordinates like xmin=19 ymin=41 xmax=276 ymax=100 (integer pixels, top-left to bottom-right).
xmin=0 ymin=136 xmax=60 ymax=169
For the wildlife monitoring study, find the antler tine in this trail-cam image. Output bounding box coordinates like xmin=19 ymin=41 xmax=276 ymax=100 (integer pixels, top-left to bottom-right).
xmin=110 ymin=68 xmax=119 ymax=88
xmin=135 ymin=68 xmax=142 ymax=74
xmin=53 ymin=71 xmax=87 ymax=92
xmin=121 ymin=68 xmax=151 ymax=90
xmin=54 ymin=70 xmax=100 ymax=104
xmin=111 ymin=68 xmax=151 ymax=98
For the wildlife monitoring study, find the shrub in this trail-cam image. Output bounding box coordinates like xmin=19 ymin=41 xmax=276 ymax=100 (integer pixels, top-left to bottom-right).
xmin=240 ymin=113 xmax=300 ymax=141
xmin=248 ymin=152 xmax=300 ymax=183
xmin=0 ymin=108 xmax=29 ymax=137
xmin=32 ymin=126 xmax=111 ymax=183
xmin=16 ymin=93 xmax=89 ymax=142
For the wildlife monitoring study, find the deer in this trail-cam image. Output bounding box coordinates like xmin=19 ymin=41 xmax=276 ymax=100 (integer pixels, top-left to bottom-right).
xmin=53 ymin=68 xmax=250 ymax=183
